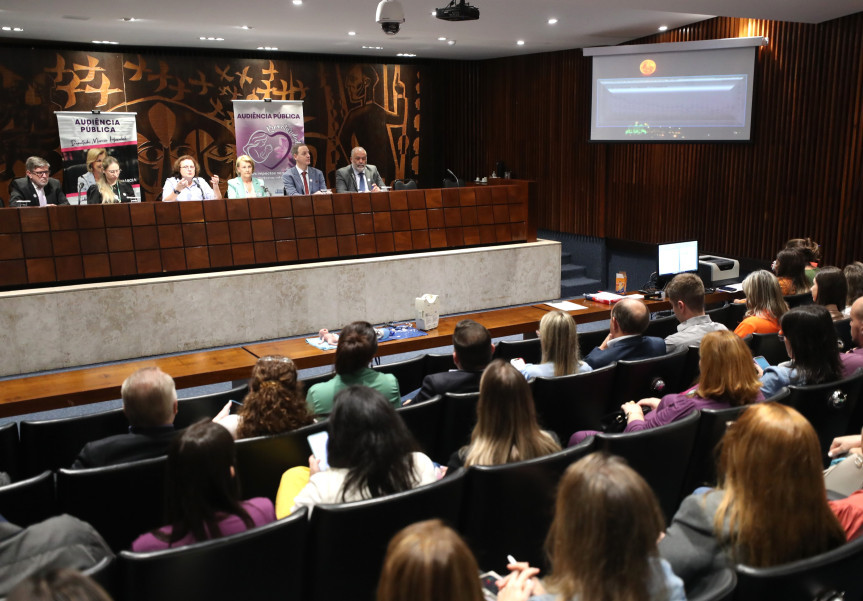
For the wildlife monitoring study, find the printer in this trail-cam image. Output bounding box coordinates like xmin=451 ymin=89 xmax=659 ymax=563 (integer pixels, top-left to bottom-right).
xmin=698 ymin=255 xmax=740 ymax=286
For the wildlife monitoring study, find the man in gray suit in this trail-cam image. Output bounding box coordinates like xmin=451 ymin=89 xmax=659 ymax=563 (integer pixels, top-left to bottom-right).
xmin=335 ymin=146 xmax=385 ymax=193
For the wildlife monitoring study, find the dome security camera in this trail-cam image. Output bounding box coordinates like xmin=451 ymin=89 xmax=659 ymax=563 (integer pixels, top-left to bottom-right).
xmin=376 ymin=0 xmax=405 ymax=35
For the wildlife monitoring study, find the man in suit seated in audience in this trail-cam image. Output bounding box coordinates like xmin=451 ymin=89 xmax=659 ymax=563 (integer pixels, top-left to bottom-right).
xmin=8 ymin=156 xmax=68 ymax=207
xmin=663 ymin=273 xmax=727 ymax=352
xmin=841 ymin=296 xmax=863 ymax=377
xmin=584 ymin=298 xmax=665 ymax=369
xmin=72 ymin=367 xmax=179 ymax=469
xmin=409 ymin=319 xmax=494 ymax=404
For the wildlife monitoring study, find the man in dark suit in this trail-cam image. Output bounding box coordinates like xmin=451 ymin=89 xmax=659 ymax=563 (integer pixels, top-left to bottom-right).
xmin=8 ymin=156 xmax=69 ymax=207
xmin=584 ymin=298 xmax=666 ymax=369
xmin=410 ymin=319 xmax=495 ymax=404
xmin=282 ymin=143 xmax=329 ymax=196
xmin=334 ymin=146 xmax=385 ymax=193
xmin=72 ymin=367 xmax=179 ymax=469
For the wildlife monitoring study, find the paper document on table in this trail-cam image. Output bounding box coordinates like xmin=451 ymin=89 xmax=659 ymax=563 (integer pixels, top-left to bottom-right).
xmin=546 ymin=301 xmax=588 ymax=311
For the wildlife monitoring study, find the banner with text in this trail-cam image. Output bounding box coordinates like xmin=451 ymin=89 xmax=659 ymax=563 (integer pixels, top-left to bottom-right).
xmin=56 ymin=111 xmax=141 ymax=204
xmin=232 ymin=100 xmax=304 ymax=196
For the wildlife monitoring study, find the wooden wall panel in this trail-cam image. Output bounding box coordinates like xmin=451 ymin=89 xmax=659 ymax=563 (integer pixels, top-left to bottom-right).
xmin=433 ymin=13 xmax=863 ymax=266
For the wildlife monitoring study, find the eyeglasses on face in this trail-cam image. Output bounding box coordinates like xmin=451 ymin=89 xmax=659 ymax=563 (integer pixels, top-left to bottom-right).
xmin=31 ymin=170 xmax=50 ymax=176
xmin=106 ymin=169 xmax=121 ymax=175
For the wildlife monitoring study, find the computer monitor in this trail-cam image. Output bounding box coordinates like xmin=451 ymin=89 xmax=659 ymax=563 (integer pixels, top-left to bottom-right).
xmin=657 ymin=240 xmax=699 ymax=288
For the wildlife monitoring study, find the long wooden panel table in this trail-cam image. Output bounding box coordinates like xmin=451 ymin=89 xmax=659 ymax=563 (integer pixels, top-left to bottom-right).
xmin=0 ymin=292 xmax=734 ymax=418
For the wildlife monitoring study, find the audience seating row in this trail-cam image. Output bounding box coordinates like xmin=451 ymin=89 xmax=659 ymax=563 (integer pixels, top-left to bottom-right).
xmin=9 ymin=402 xmax=862 ymax=601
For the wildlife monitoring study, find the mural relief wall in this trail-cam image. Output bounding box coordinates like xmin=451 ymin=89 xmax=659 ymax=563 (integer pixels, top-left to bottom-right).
xmin=0 ymin=46 xmax=421 ymax=202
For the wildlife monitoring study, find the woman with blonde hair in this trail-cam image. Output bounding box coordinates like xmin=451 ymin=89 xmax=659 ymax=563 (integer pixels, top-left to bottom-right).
xmin=86 ymin=156 xmax=134 ymax=204
xmin=377 ymin=519 xmax=485 ymax=601
xmin=733 ymin=269 xmax=789 ymax=338
xmin=76 ymin=147 xmax=106 ymax=197
xmin=497 ymin=453 xmax=685 ymax=601
xmin=213 ymin=355 xmax=313 ymax=439
xmin=516 ymin=310 xmax=592 ymax=379
xmin=659 ymin=403 xmax=845 ymax=590
xmin=227 ymin=154 xmax=267 ymax=198
xmin=449 ymin=359 xmax=560 ymax=470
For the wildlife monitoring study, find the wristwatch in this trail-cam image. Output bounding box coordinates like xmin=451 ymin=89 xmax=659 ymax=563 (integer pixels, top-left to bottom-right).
xmin=173 ymin=188 xmax=181 ymax=194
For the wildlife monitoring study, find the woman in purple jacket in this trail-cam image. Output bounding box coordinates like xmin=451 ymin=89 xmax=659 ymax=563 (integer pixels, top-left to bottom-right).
xmin=569 ymin=330 xmax=762 ymax=446
xmin=620 ymin=330 xmax=763 ymax=432
xmin=132 ymin=421 xmax=275 ymax=551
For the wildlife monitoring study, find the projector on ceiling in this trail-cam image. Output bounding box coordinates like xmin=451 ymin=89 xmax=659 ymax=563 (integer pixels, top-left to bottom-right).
xmin=435 ymin=0 xmax=479 ymax=22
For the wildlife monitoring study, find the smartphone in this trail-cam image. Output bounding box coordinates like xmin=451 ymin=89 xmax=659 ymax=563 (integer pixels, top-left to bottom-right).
xmin=753 ymin=355 xmax=771 ymax=371
xmin=307 ymin=431 xmax=330 ymax=471
xmin=479 ymin=571 xmax=502 ymax=599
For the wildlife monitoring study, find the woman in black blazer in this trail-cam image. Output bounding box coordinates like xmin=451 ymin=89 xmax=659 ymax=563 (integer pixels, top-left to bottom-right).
xmin=86 ymin=156 xmax=135 ymax=203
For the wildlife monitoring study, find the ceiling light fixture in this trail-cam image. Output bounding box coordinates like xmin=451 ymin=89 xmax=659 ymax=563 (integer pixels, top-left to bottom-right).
xmin=240 ymin=25 xmax=253 ymax=30
xmin=438 ymin=36 xmax=447 ymax=41
xmin=547 ymin=18 xmax=558 ymax=25
xmin=92 ymin=40 xmax=119 ymax=44
xmin=658 ymin=25 xmax=668 ymax=31
xmin=447 ymin=39 xmax=456 ymax=45
xmin=1 ymin=26 xmax=24 ymax=32
xmin=516 ymin=40 xmax=525 ymax=45
xmin=348 ymin=31 xmax=356 ymax=35
xmin=292 ymin=0 xmax=302 ymax=5
xmin=396 ymin=52 xmax=416 ymax=57
xmin=257 ymin=46 xmax=278 ymax=50
xmin=122 ymin=17 xmax=137 ymax=22
xmin=199 ymin=36 xmax=225 ymax=41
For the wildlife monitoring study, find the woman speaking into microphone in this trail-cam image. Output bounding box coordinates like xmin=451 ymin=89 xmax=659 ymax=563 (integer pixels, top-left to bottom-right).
xmin=162 ymin=155 xmax=222 ymax=201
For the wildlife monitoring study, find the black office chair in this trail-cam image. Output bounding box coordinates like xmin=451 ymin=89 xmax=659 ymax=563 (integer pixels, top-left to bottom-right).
xmin=459 ymin=438 xmax=596 ymax=573
xmin=786 ymin=370 xmax=863 ymax=462
xmin=726 ymin=302 xmax=748 ymax=330
xmin=680 ymin=393 xmax=792 ymax=497
xmin=0 ymin=470 xmax=56 ymax=527
xmin=373 ymin=354 xmax=426 ymax=396
xmin=119 ymin=507 xmax=309 ymax=601
xmin=679 ymin=345 xmax=702 ymax=390
xmin=392 ymin=179 xmax=417 ymax=190
xmin=300 ymin=371 xmax=336 ymax=390
xmin=705 ymin=303 xmax=733 ymax=330
xmin=688 ymin=567 xmax=737 ymax=601
xmin=396 ymin=395 xmax=444 ymax=458
xmin=733 ymin=533 xmax=863 ymax=601
xmin=434 ymin=392 xmax=480 ymax=464
xmin=785 ymin=292 xmax=814 ymax=309
xmin=743 ymin=333 xmax=789 ymax=366
xmin=20 ymin=408 xmax=129 ymax=477
xmin=644 ymin=313 xmax=681 ymax=339
xmin=305 ymin=470 xmax=466 ymax=601
xmin=0 ymin=422 xmax=20 ymax=482
xmin=423 ymin=352 xmax=457 ymax=376
xmin=577 ymin=328 xmax=610 ymax=358
xmin=595 ymin=410 xmax=701 ymax=523
xmin=493 ymin=338 xmax=543 ymax=365
xmin=608 ymin=347 xmax=690 ymax=411
xmin=174 ymin=383 xmax=249 ymax=429
xmin=235 ymin=420 xmax=328 ymax=501
xmin=531 ymin=364 xmax=616 ymax=440
xmin=835 ymin=318 xmax=854 ymax=352
xmin=56 ymin=456 xmax=168 ymax=552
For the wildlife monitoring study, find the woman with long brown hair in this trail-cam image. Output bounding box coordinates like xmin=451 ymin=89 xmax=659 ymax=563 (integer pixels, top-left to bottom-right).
xmin=377 ymin=519 xmax=485 ymax=601
xmin=497 ymin=453 xmax=685 ymax=601
xmin=659 ymin=403 xmax=845 ymax=590
xmin=449 ymin=359 xmax=560 ymax=470
xmin=214 ymin=355 xmax=313 ymax=439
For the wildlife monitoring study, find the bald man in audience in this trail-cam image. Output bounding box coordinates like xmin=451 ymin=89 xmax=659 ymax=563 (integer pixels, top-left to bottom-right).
xmin=584 ymin=298 xmax=666 ymax=369
xmin=663 ymin=273 xmax=727 ymax=352
xmin=72 ymin=367 xmax=179 ymax=469
xmin=841 ymin=296 xmax=863 ymax=377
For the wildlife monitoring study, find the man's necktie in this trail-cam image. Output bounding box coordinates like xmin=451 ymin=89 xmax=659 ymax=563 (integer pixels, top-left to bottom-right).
xmin=302 ymin=171 xmax=310 ymax=195
xmin=358 ymin=172 xmax=366 ymax=192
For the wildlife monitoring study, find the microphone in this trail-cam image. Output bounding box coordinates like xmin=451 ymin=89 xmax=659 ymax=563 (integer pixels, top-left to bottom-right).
xmin=262 ymin=184 xmax=271 ymax=197
xmin=445 ymin=168 xmax=460 ymax=187
xmin=78 ymin=181 xmax=86 ymax=204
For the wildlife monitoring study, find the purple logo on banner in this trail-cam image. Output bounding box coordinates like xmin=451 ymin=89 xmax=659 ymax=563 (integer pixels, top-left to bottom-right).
xmin=233 ymin=100 xmax=304 ymax=195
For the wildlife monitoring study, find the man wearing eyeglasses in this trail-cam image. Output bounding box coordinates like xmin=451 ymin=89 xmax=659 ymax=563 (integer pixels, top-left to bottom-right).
xmin=8 ymin=156 xmax=69 ymax=207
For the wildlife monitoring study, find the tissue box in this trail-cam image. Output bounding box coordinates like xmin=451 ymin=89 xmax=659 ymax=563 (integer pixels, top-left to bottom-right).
xmin=415 ymin=294 xmax=440 ymax=331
